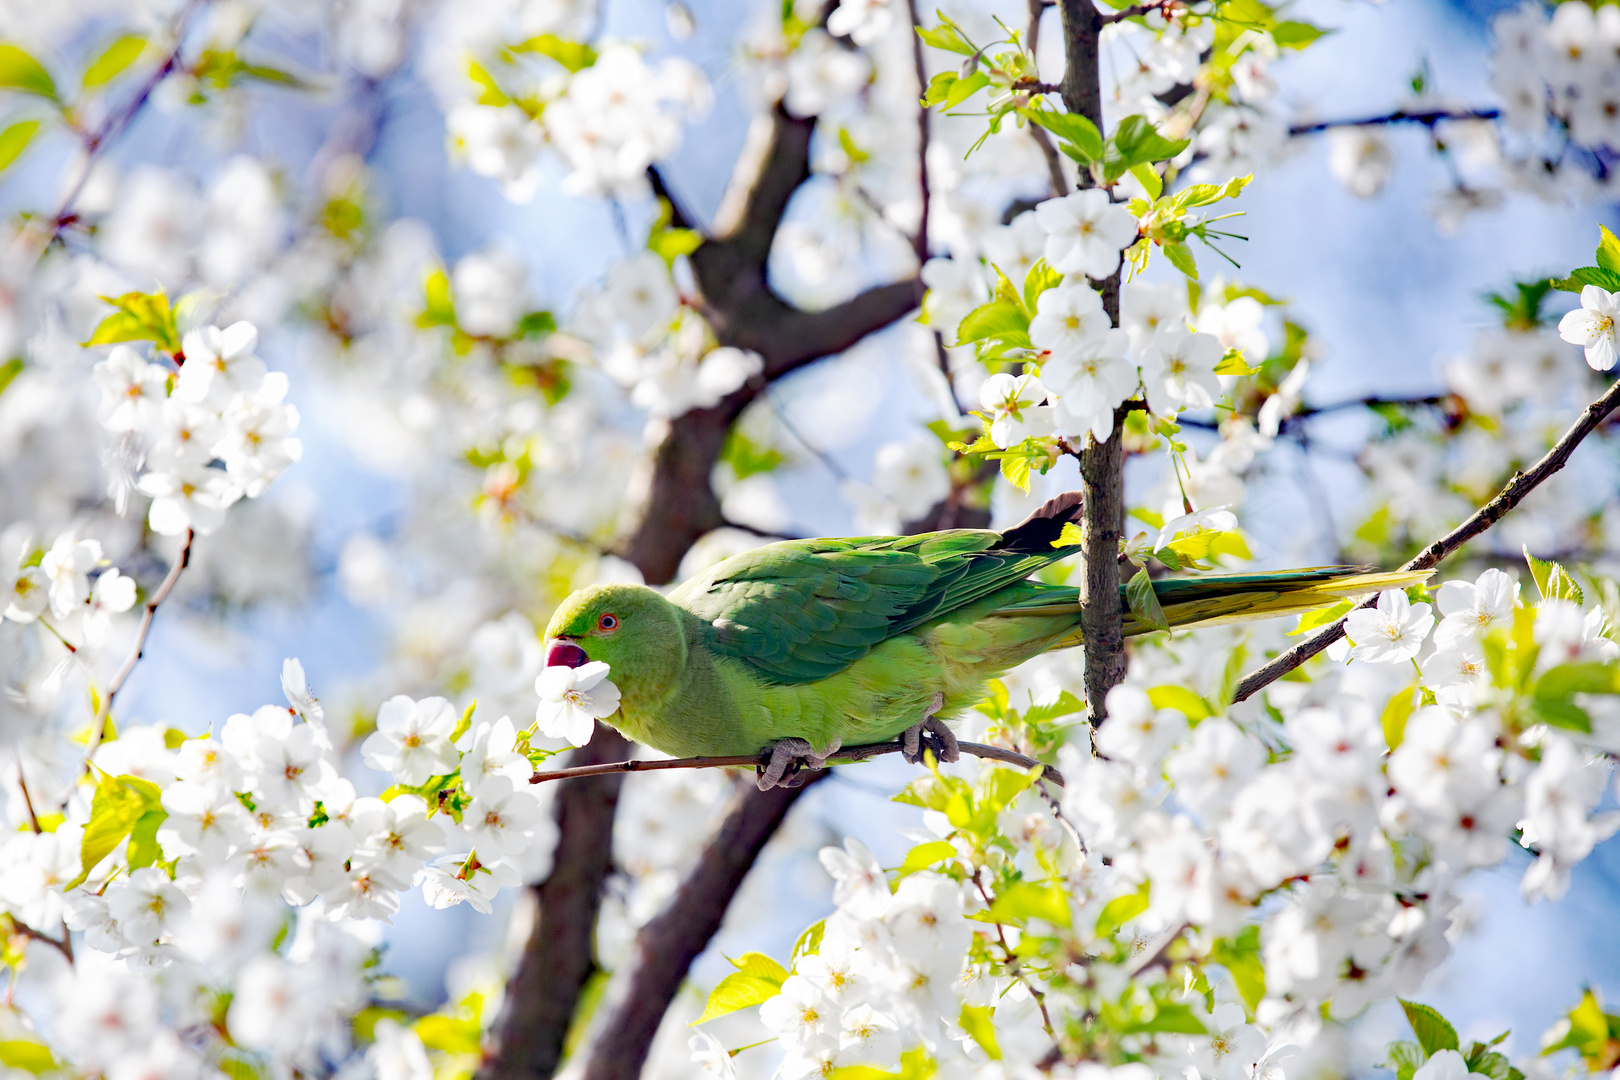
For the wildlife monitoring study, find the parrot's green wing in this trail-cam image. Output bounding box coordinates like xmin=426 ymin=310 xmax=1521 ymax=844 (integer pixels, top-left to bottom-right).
xmin=668 ymin=531 xmax=1080 ymax=684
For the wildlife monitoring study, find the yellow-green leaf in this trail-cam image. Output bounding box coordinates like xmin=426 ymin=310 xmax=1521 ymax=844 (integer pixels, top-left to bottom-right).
xmin=83 ymin=290 xmax=181 ymax=352
xmin=0 ymin=1040 xmax=59 ymax=1074
xmin=959 ymin=1005 xmax=1001 ymax=1060
xmin=895 ymin=840 xmax=957 ymax=878
xmin=983 ymin=881 xmax=1071 ymax=927
xmin=1147 ymin=685 xmax=1213 ymax=721
xmin=415 ymin=1014 xmax=482 ymax=1055
xmin=1095 ymin=883 xmax=1149 ymax=936
xmin=0 ymin=119 xmax=39 ymax=173
xmin=691 ymin=970 xmax=783 ymax=1025
xmin=728 ymin=951 xmax=789 ymax=986
xmin=71 ymin=772 xmax=163 ymax=887
xmin=1291 ymin=598 xmax=1353 ymax=636
xmin=510 ymin=34 xmax=597 ymax=72
xmin=0 ymin=44 xmax=57 ymax=100
xmin=82 ymin=34 xmax=147 ymax=89
xmin=1381 ymin=682 xmax=1418 ymax=751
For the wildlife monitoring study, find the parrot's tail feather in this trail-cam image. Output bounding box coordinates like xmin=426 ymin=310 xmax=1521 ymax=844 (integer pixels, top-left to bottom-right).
xmin=996 ymin=490 xmax=1084 ymax=554
xmin=993 ymin=566 xmax=1433 ymax=648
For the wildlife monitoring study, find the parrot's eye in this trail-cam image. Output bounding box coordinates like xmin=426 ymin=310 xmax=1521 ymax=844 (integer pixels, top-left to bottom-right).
xmin=598 ymin=613 xmax=619 ymax=631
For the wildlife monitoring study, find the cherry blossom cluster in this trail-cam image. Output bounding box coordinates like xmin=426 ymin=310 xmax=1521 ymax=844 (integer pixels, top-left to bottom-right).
xmin=91 ymin=321 xmax=302 ymax=536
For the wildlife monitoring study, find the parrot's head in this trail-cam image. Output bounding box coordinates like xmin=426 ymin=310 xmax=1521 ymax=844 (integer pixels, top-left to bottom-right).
xmin=542 ymin=583 xmax=689 ymax=709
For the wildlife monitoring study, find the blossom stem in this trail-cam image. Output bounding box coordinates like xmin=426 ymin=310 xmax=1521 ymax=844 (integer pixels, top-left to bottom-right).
xmin=84 ymin=529 xmax=194 ymax=769
xmin=1232 ymin=374 xmax=1620 ymax=703
xmin=15 ymin=760 xmax=42 ymax=834
xmin=3 ymin=915 xmax=73 ymax=964
xmin=527 ymin=739 xmax=1065 ymax=787
xmin=972 ymin=868 xmax=1066 ymax=1059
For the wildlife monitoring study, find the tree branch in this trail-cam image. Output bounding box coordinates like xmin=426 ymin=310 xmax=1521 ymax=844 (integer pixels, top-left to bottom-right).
xmin=477 ymin=724 xmax=629 ymax=1080
xmin=1055 ymin=0 xmax=1129 ymax=721
xmin=83 ymin=529 xmax=193 ymax=767
xmin=528 ymin=738 xmax=1065 ymax=787
xmin=1288 ymin=107 xmax=1501 ymax=137
xmin=1231 ymin=375 xmax=1620 ymax=703
xmin=28 ymin=0 xmax=205 ymax=258
xmin=1024 ymin=0 xmax=1070 ymax=198
xmin=906 ymin=0 xmax=934 ymax=262
xmin=579 ymin=773 xmax=827 ymax=1080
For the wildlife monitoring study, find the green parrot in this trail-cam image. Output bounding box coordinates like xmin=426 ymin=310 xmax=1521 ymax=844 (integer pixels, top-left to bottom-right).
xmin=542 ymin=492 xmax=1425 ymax=788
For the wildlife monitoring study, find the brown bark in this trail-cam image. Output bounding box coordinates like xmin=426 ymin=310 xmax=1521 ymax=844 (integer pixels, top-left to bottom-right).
xmin=580 ymin=774 xmax=827 ymax=1080
xmin=1055 ymin=0 xmax=1129 ymax=720
xmin=477 ymin=725 xmax=629 ymax=1080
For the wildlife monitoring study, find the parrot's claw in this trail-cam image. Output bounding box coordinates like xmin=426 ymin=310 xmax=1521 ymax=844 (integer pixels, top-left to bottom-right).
xmin=756 ymin=737 xmax=840 ymax=791
xmin=901 ymin=710 xmax=959 ymax=766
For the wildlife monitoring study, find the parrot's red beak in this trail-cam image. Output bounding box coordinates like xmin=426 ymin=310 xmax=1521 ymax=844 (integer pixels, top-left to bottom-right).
xmin=545 ymin=639 xmax=589 ymax=669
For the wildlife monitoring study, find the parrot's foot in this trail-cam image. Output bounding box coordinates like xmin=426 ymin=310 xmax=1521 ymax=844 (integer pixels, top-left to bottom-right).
xmin=756 ymin=737 xmax=841 ymax=791
xmin=901 ymin=708 xmax=959 ymax=766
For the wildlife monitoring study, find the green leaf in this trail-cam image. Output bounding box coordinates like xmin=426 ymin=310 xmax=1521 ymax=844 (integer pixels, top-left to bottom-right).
xmin=1524 ymin=546 xmax=1582 ymax=604
xmin=0 ymin=44 xmax=57 ymax=100
xmin=1269 ymin=20 xmax=1329 ymax=48
xmin=1551 ymin=266 xmax=1620 ymax=294
xmin=1541 ymin=989 xmax=1618 ymax=1067
xmin=1126 ymin=567 xmax=1170 ymax=633
xmin=418 ymin=268 xmax=457 ymax=329
xmin=1022 ymin=258 xmax=1063 ymax=313
xmin=942 ymin=70 xmax=989 ymax=110
xmin=82 ymin=34 xmax=146 ymax=89
xmin=1529 ymin=697 xmax=1592 ymax=733
xmin=83 ymin=290 xmax=181 ymax=352
xmin=510 ymin=34 xmax=597 ymax=71
xmin=1129 ymin=162 xmax=1163 ymax=200
xmin=1051 ymin=521 xmax=1084 ymax=548
xmin=915 ymin=19 xmax=977 ymax=56
xmin=1536 ymin=662 xmax=1620 ymax=700
xmin=0 ymin=118 xmax=39 ymax=174
xmin=71 ymin=772 xmax=164 ymax=888
xmin=466 ymin=60 xmax=510 ymax=106
xmin=982 ymin=882 xmax=1070 ymax=927
xmin=1469 ymin=1051 xmax=1514 ymax=1080
xmin=1401 ymin=1000 xmax=1460 ymax=1058
xmin=1124 ymin=1001 xmax=1208 ymax=1035
xmin=1291 ymin=599 xmax=1353 ymax=636
xmin=415 ymin=1014 xmax=481 ymax=1055
xmin=791 ymin=919 xmax=826 ymax=962
xmin=1095 ymin=883 xmax=1149 ymax=936
xmin=126 ymin=808 xmax=167 ymax=869
xmin=1385 ymin=1041 xmax=1425 ymax=1080
xmin=1382 ymin=683 xmax=1418 ymax=751
xmin=1213 ymin=348 xmax=1257 ymax=376
xmin=1597 ymin=225 xmax=1620 ymax=275
xmin=955 ymin=299 xmax=1030 ymax=347
xmin=895 ymin=840 xmax=956 ymax=877
xmin=728 ymin=951 xmax=789 ymax=986
xmin=1163 ymin=241 xmax=1198 ymax=279
xmin=1208 ymin=926 xmax=1266 ymax=1014
xmin=692 ymin=970 xmax=784 ymax=1025
xmin=0 ymin=1041 xmax=59 ymax=1075
xmin=922 ymin=71 xmax=958 ymax=107
xmin=1108 ymin=114 xmax=1190 ymax=172
xmin=959 ymin=1005 xmax=1002 ymax=1060
xmin=1020 ymin=105 xmax=1103 ymax=162
xmin=1146 ymin=685 xmax=1213 ymax=720
xmin=515 ymin=310 xmax=557 ymax=339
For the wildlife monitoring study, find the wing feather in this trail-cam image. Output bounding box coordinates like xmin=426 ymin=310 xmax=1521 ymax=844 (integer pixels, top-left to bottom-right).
xmin=668 ymin=531 xmax=1078 ymax=684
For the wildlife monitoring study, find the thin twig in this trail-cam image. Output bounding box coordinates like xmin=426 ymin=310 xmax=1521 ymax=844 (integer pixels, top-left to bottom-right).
xmin=15 ymin=760 xmax=42 ymax=834
xmin=529 ymin=739 xmax=1065 ymax=786
xmin=84 ymin=530 xmax=194 ymax=767
xmin=1025 ymin=0 xmax=1069 ymax=198
xmin=1232 ymin=376 xmax=1620 ymax=703
xmin=906 ymin=0 xmax=933 ymax=261
xmin=5 ymin=916 xmax=73 ymax=963
xmin=1288 ymin=107 xmax=1501 ymax=138
xmin=973 ymin=868 xmax=1066 ymax=1060
xmin=29 ymin=0 xmax=207 ymax=258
